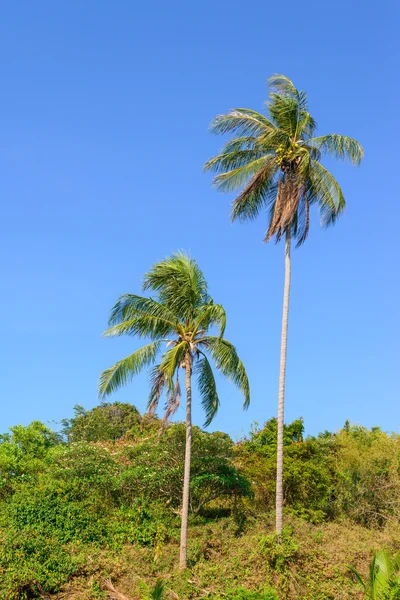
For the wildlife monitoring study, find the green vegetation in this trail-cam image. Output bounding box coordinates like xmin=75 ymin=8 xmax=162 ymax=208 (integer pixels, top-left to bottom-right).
xmin=349 ymin=551 xmax=400 ymax=599
xmin=1 ymin=404 xmax=400 ymax=599
xmin=205 ymin=74 xmax=363 ymax=535
xmin=99 ymin=252 xmax=249 ymax=568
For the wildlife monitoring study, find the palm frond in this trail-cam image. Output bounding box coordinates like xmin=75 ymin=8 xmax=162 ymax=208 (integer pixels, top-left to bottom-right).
xmin=147 ymin=365 xmax=166 ymax=414
xmin=307 ymin=160 xmax=345 ymax=226
xmin=265 ymin=175 xmax=303 ymax=243
xmin=193 ymin=302 xmax=226 ymax=338
xmin=268 ymin=74 xmax=316 ymax=139
xmin=209 ymin=109 xmax=276 ymax=137
xmin=229 ymin=158 xmax=278 ymax=222
xmin=297 ymin=111 xmax=317 ymax=138
xmin=268 ymin=74 xmax=307 ymax=108
xmin=307 ymin=134 xmax=363 ymax=165
xmin=159 ymin=341 xmax=188 ymax=385
xmin=349 ymin=551 xmax=400 ymax=599
xmin=99 ymin=341 xmax=161 ymax=398
xmin=195 ymin=352 xmax=219 ymax=427
xmin=234 ymin=108 xmax=278 ymax=130
xmin=103 ymin=315 xmax=177 ymax=340
xmin=143 ymin=252 xmax=210 ymax=319
xmin=292 ymin=193 xmax=310 ymax=247
xmin=202 ymin=337 xmax=250 ymax=408
xmin=347 ymin=565 xmax=367 ymax=590
xmin=211 ymin=155 xmax=276 ymax=193
xmin=209 ymin=136 xmax=262 ymax=153
xmin=373 ymin=550 xmax=394 ymax=591
xmin=233 ymin=176 xmax=278 ymax=223
xmin=205 ymin=128 xmax=289 ymax=176
xmin=162 ymin=374 xmax=182 ymax=425
xmin=205 ymin=149 xmax=266 ymax=174
xmin=108 ymin=294 xmax=181 ymax=331
xmin=268 ymin=95 xmax=300 ymax=138
xmin=149 ymin=579 xmax=166 ymax=600
xmin=301 ymin=142 xmax=321 ymax=161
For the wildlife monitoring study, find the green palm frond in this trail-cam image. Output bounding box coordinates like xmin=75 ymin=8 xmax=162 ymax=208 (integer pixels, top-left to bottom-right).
xmin=268 ymin=74 xmax=315 ymax=139
xmin=203 ymin=336 xmax=250 ymax=409
xmin=149 ymin=578 xmax=166 ymax=600
xmin=290 ymin=193 xmax=310 ymax=248
xmin=301 ymin=143 xmax=322 ymax=161
xmin=347 ymin=565 xmax=367 ymax=590
xmin=268 ymin=74 xmax=307 ymax=108
xmin=211 ymin=136 xmax=264 ymax=153
xmin=209 ymin=109 xmax=276 ymax=137
xmin=195 ymin=353 xmax=219 ymax=427
xmin=193 ymin=302 xmax=226 ymax=338
xmin=204 ymin=148 xmax=266 ymax=174
xmin=205 ymin=129 xmax=288 ymax=176
xmin=349 ymin=551 xmax=400 ymax=600
xmin=103 ymin=315 xmax=176 ymax=340
xmin=108 ymin=294 xmax=181 ymax=331
xmin=307 ymin=160 xmax=345 ymax=226
xmin=211 ymin=156 xmax=276 ymax=193
xmin=297 ymin=111 xmax=317 ymax=139
xmin=143 ymin=252 xmax=210 ymax=319
xmin=307 ymin=134 xmax=363 ymax=164
xmin=99 ymin=341 xmax=161 ymax=398
xmin=231 ymin=167 xmax=278 ymax=222
xmin=159 ymin=341 xmax=188 ymax=386
xmin=268 ymin=94 xmax=300 ymax=138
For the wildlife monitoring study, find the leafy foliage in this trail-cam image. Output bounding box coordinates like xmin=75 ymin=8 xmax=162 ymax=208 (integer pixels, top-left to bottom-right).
xmin=349 ymin=551 xmax=400 ymax=599
xmin=237 ymin=419 xmax=400 ymax=526
xmin=1 ymin=408 xmax=400 ymax=598
xmin=0 ymin=408 xmax=250 ymax=598
xmin=61 ymin=402 xmax=141 ymax=442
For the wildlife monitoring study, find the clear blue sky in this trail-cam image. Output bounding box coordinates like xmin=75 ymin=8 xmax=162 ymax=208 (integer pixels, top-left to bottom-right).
xmin=0 ymin=0 xmax=398 ymax=439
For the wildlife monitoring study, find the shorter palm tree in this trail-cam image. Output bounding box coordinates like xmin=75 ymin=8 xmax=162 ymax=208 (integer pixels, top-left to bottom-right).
xmin=99 ymin=252 xmax=250 ymax=569
xmin=349 ymin=551 xmax=400 ymax=599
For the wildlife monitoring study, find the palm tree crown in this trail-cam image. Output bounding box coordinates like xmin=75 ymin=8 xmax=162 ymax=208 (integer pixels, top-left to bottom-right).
xmin=99 ymin=252 xmax=249 ymax=426
xmin=205 ymin=74 xmax=363 ymax=244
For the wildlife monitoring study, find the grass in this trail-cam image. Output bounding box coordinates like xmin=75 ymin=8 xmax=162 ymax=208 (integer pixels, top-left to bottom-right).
xmin=52 ymin=514 xmax=400 ymax=600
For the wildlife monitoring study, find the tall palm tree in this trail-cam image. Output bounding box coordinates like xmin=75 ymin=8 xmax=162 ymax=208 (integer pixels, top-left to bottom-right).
xmin=99 ymin=252 xmax=250 ymax=569
xmin=205 ymin=74 xmax=363 ymax=535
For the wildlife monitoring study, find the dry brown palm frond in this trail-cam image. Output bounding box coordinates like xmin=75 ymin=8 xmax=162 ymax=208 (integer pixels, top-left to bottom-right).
xmin=265 ymin=171 xmax=301 ymax=242
xmin=104 ymin=578 xmax=131 ymax=600
xmin=148 ymin=368 xmax=166 ymax=416
xmin=161 ymin=376 xmax=182 ymax=427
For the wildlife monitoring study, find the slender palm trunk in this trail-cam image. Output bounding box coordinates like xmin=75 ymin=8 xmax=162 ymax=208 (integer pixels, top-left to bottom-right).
xmin=179 ymin=355 xmax=192 ymax=569
xmin=275 ymin=230 xmax=291 ymax=536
